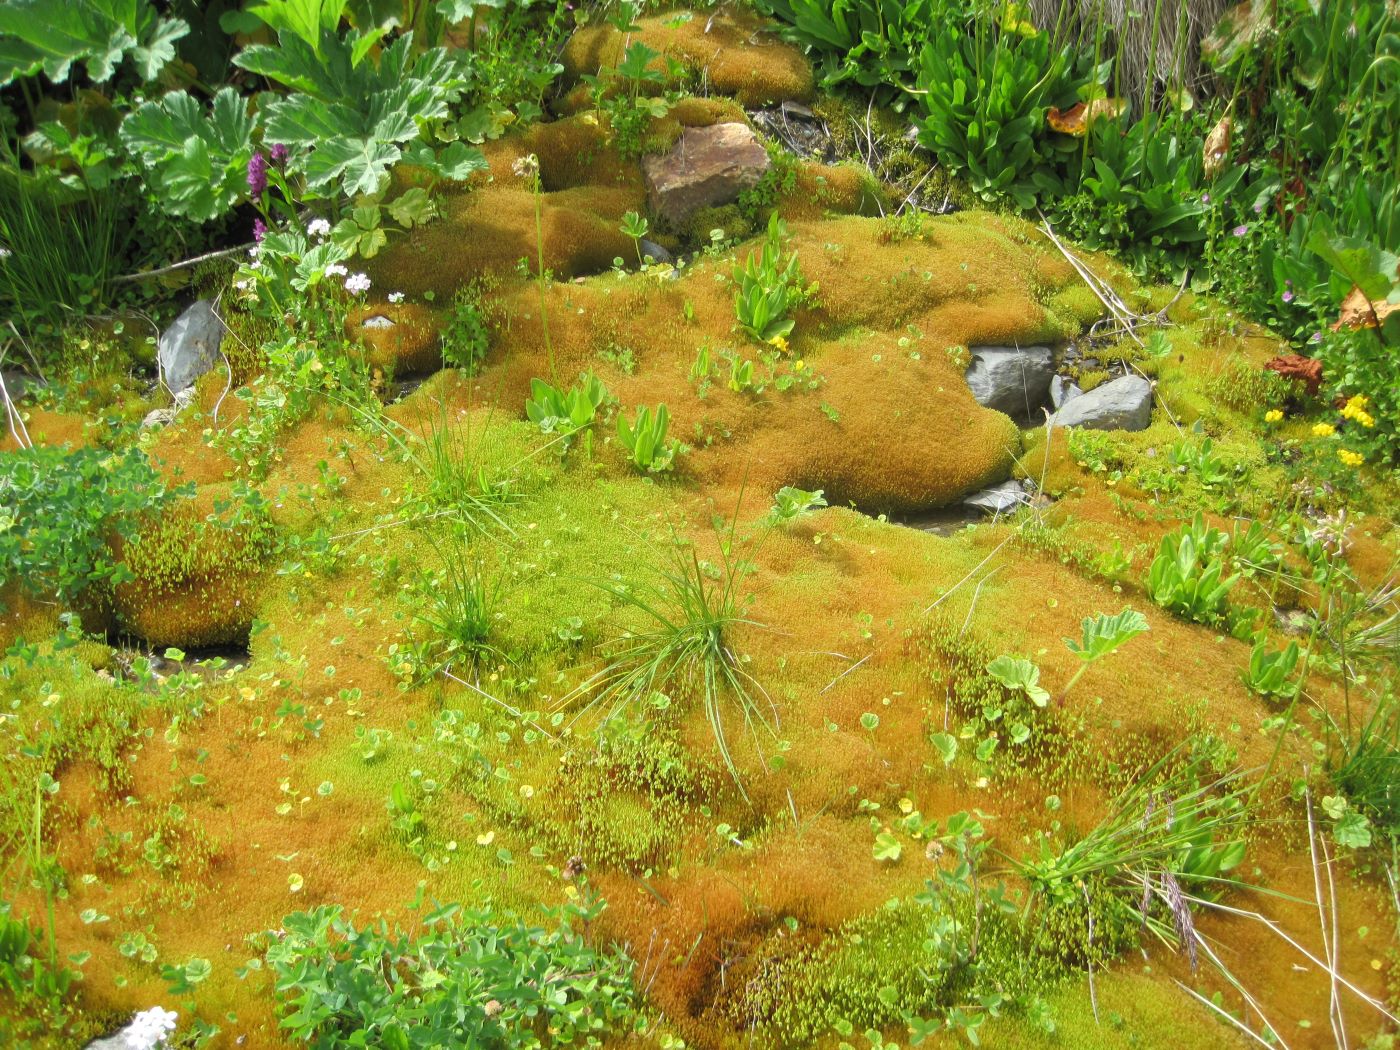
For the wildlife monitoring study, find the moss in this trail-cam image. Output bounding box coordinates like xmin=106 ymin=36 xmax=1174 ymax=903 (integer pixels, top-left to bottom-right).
xmin=561 ymin=10 xmax=814 ymax=106
xmin=346 ymin=301 xmax=443 ymax=375
xmin=643 ymin=95 xmax=749 ymax=155
xmin=1047 ymin=281 xmax=1107 ymax=328
xmin=939 ymin=970 xmax=1253 ymax=1049
xmin=778 ymin=162 xmax=887 ymax=222
xmin=112 ymin=485 xmax=274 ymax=647
xmin=366 ymin=184 xmax=637 ymax=296
xmin=1077 ymin=367 xmax=1111 ymax=391
xmin=687 ymin=202 xmax=753 ymax=244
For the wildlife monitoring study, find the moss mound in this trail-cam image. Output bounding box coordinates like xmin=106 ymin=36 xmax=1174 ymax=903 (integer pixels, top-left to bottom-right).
xmin=561 ymin=9 xmax=814 ymax=106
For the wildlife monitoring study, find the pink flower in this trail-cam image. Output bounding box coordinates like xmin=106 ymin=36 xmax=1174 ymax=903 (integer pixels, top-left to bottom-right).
xmin=269 ymin=143 xmax=289 ymax=167
xmin=1231 ymin=224 xmax=1248 ymax=237
xmin=247 ymin=152 xmax=268 ymax=197
xmin=252 ymin=218 xmax=267 ymax=242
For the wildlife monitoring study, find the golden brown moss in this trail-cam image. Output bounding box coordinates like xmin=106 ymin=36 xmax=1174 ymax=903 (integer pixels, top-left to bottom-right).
xmin=777 ymin=162 xmax=887 ymax=221
xmin=367 ymin=184 xmax=638 ymax=295
xmin=482 ymin=114 xmax=643 ymax=192
xmin=560 ymin=10 xmax=814 ymax=106
xmin=346 ymin=301 xmax=443 ymax=375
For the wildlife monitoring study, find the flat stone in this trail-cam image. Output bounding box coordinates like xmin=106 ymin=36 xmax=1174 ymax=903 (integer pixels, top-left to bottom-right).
xmin=362 ymin=314 xmax=396 ymax=329
xmin=1048 ymin=374 xmax=1154 ymax=431
xmin=962 ymin=479 xmax=1028 ymax=514
xmin=964 ymin=345 xmax=1054 ymax=418
xmin=158 ymin=299 xmax=226 ymax=394
xmin=642 ymin=123 xmax=771 ymax=229
xmin=1050 ymin=374 xmax=1082 ymax=409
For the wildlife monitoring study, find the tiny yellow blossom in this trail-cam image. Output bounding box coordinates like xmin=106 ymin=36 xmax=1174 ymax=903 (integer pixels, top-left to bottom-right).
xmin=794 ymin=359 xmax=806 ymax=372
xmin=1338 ymin=448 xmax=1364 ymax=468
xmin=1311 ymin=422 xmax=1336 ymax=438
xmin=768 ymin=335 xmax=790 ymax=354
xmin=1264 ymin=409 xmax=1283 ymax=423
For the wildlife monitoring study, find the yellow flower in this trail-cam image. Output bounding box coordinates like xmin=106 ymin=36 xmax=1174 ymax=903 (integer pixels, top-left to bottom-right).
xmin=1340 ymin=396 xmax=1376 ymax=428
xmin=1311 ymin=422 xmax=1336 ymax=438
xmin=1338 ymin=448 xmax=1364 ymax=468
xmin=794 ymin=359 xmax=806 ymax=372
xmin=768 ymin=335 xmax=790 ymax=354
xmin=1264 ymin=409 xmax=1283 ymax=423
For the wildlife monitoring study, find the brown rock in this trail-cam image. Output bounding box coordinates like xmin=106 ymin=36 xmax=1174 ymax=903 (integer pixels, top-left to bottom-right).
xmin=1264 ymin=353 xmax=1323 ymax=395
xmin=642 ymin=122 xmax=771 ymax=229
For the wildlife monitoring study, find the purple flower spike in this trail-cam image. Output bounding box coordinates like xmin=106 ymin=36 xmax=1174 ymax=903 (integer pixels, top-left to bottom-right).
xmin=253 ymin=217 xmax=268 ymax=242
xmin=269 ymin=143 xmax=289 ymax=168
xmin=247 ymin=152 xmax=268 ymax=197
xmin=1282 ymin=290 xmax=1294 ymax=303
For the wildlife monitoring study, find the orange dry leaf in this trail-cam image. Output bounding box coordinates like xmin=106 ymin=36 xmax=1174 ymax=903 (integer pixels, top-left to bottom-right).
xmin=1331 ymin=285 xmax=1400 ymax=331
xmin=1047 ymin=98 xmax=1126 ymax=136
xmin=1203 ymin=115 xmax=1232 ymax=177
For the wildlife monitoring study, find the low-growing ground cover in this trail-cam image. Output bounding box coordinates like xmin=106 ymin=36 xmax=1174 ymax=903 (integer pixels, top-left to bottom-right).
xmin=1 ymin=2 xmax=1398 ymax=1049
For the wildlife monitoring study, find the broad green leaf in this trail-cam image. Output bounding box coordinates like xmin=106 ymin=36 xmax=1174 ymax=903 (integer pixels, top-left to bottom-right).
xmin=387 ymin=188 xmax=436 ymax=228
xmin=929 ymin=731 xmax=958 ymax=765
xmin=1065 ymin=608 xmax=1149 ymax=663
xmin=872 ymin=831 xmax=902 ymax=862
xmin=986 ymin=655 xmax=1050 ymax=707
xmin=120 ymin=86 xmax=254 ymax=221
xmin=300 ymin=135 xmax=402 ymax=196
xmin=0 ymin=0 xmax=187 ymax=86
xmin=435 ymin=0 xmax=508 ymax=21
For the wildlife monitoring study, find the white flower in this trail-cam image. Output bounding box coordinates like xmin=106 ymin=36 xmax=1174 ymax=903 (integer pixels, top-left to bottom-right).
xmin=121 ymin=1006 xmax=178 ymax=1049
xmin=233 ymin=279 xmax=250 ymax=292
xmin=387 ymin=291 xmax=404 ymax=303
xmin=325 ymin=263 xmax=348 ymax=278
xmin=344 ymin=272 xmax=372 ymax=294
xmin=247 ymin=244 xmax=260 ymax=260
xmin=307 ymin=218 xmax=332 ymax=239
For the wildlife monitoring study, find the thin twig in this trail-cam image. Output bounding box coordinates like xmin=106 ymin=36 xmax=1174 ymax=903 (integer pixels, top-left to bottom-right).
xmin=441 ymin=668 xmax=558 ymax=742
xmin=1174 ymin=980 xmax=1285 ymax=1050
xmin=112 ymin=243 xmax=252 ymax=284
xmin=820 ymin=651 xmax=870 ymax=694
xmin=0 ymin=365 xmax=31 ymax=449
xmin=1188 ymin=894 xmax=1396 ymax=1021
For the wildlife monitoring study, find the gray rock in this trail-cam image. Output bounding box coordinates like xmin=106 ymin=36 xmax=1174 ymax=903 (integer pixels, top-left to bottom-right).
xmin=158 ymin=299 xmax=226 ymax=394
xmin=141 ymin=386 xmax=197 ymax=429
xmin=1048 ymin=374 xmax=1154 ymax=432
xmin=1 ymin=369 xmax=43 ymax=402
xmin=1049 ymin=375 xmax=1082 ymax=409
xmin=362 ymin=314 xmax=395 ymax=330
xmin=642 ymin=123 xmax=772 ymax=229
xmin=639 ymin=238 xmax=673 ymax=265
xmin=962 ymin=479 xmax=1028 ymax=514
xmin=964 ymin=345 xmax=1054 ymax=418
